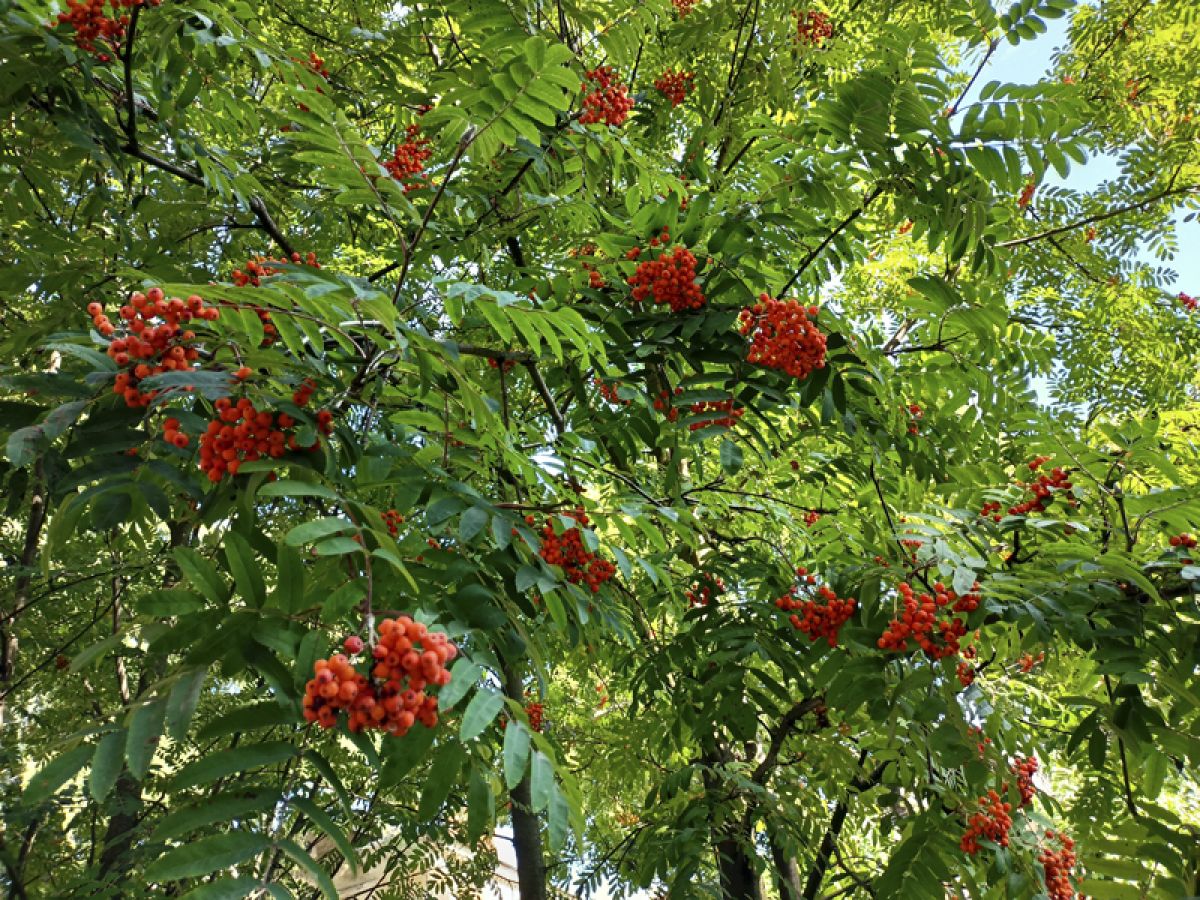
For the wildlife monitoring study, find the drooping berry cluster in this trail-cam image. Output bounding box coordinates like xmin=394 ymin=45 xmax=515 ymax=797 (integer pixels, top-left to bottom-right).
xmin=525 ymin=701 xmax=544 ymax=732
xmin=688 ymin=398 xmax=744 ymax=431
xmin=594 ymin=378 xmax=631 ymax=406
xmin=739 ymin=295 xmax=827 ymax=380
xmin=980 ymin=500 xmax=1002 ymax=522
xmin=1009 ymin=456 xmax=1073 ymax=516
xmin=653 ymin=387 xmax=684 ymax=422
xmin=792 ymin=9 xmax=833 ymax=46
xmin=302 ymin=617 xmax=456 ymax=736
xmin=1039 ymin=831 xmax=1081 ymax=900
xmin=538 ymin=510 xmax=617 ymax=592
xmin=382 ymin=509 xmax=405 ymax=536
xmin=1018 ymin=180 xmax=1037 ymax=209
xmin=803 ymin=510 xmax=821 ymax=527
xmin=654 ymin=69 xmax=695 ymax=107
xmin=960 ymin=791 xmax=1012 ymax=855
xmin=1019 ymin=651 xmax=1045 ymax=673
xmin=161 ymin=417 xmax=189 ymax=449
xmin=627 ymin=240 xmax=705 ymax=312
xmin=230 ymin=251 xmax=320 ymax=287
xmin=50 ymin=0 xmax=160 ymax=63
xmin=88 ymin=288 xmax=220 ymax=408
xmin=774 ymin=567 xmax=857 ymax=647
xmin=1012 ymin=755 xmax=1038 ymax=807
xmin=686 ymin=572 xmax=726 ymax=607
xmin=198 ymin=396 xmax=332 ymax=481
xmin=487 ymin=357 xmax=517 ymax=373
xmin=1179 ymin=292 xmax=1197 ymax=311
xmin=905 ymin=402 xmax=923 ymax=435
xmin=956 ymin=643 xmax=978 ymax=686
xmin=579 ymin=67 xmax=634 ymax=127
xmin=384 ymin=124 xmax=433 ymax=192
xmin=877 ymin=580 xmax=981 ymax=660
xmin=1169 ymin=532 xmax=1197 ymax=549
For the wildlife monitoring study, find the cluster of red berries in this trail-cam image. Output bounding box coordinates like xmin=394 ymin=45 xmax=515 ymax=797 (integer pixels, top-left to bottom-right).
xmin=969 ymin=726 xmax=992 ymax=759
xmin=579 ymin=67 xmax=634 ymax=127
xmin=487 ymin=357 xmax=517 ymax=373
xmin=905 ymin=403 xmax=923 ymax=434
xmin=382 ymin=508 xmax=404 ymax=536
xmin=594 ymin=378 xmax=631 ymax=406
xmin=980 ymin=500 xmax=1003 ymax=522
xmin=774 ymin=568 xmax=857 ymax=647
xmin=1084 ymin=226 xmax=1098 ymax=242
xmin=302 ymin=51 xmax=329 ymax=79
xmin=230 ymin=251 xmax=320 ymax=287
xmin=653 ymin=387 xmax=684 ymax=422
xmin=671 ymin=0 xmax=697 ymax=16
xmin=50 ymin=0 xmax=159 ymax=62
xmin=792 ymin=9 xmax=833 ymax=45
xmin=877 ymin=580 xmax=981 ymax=660
xmin=293 ymin=377 xmax=317 ymax=407
xmin=688 ymin=398 xmax=744 ymax=431
xmin=960 ymin=791 xmax=1012 ymax=855
xmin=384 ymin=124 xmax=432 ymax=191
xmin=898 ymin=219 xmax=914 ymax=235
xmin=654 ymin=70 xmax=695 ymax=107
xmin=1012 ymin=755 xmax=1038 ymax=807
xmin=1169 ymin=532 xmax=1197 ymax=549
xmin=1039 ymin=831 xmax=1081 ymax=900
xmin=803 ymin=510 xmax=821 ymax=527
xmin=1019 ymin=651 xmax=1045 ymax=673
xmin=525 ymin=701 xmax=544 ymax=732
xmin=686 ymin=573 xmax=726 ymax=607
xmin=537 ymin=510 xmax=616 ymax=592
xmin=302 ymin=619 xmax=456 ymax=736
xmin=89 ymin=288 xmax=219 ymax=408
xmin=161 ymin=417 xmax=189 ymax=449
xmin=198 ymin=396 xmax=331 ymax=481
xmin=628 ymin=243 xmax=705 ymax=312
xmin=1179 ymin=292 xmax=1197 ymax=311
xmin=739 ymin=295 xmax=827 ymax=380
xmin=956 ymin=643 xmax=978 ymax=686
xmin=1018 ymin=180 xmax=1037 ymax=209
xmin=1009 ymin=456 xmax=1073 ymax=515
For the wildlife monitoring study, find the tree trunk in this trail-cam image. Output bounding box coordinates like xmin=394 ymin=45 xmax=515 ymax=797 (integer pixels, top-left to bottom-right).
xmin=769 ymin=834 xmax=803 ymax=900
xmin=502 ymin=661 xmax=547 ymax=900
xmin=715 ymin=835 xmax=762 ymax=900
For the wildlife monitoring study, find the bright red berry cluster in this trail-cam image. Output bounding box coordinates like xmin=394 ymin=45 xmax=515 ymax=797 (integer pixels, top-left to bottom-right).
xmin=905 ymin=402 xmax=923 ymax=434
xmin=89 ymin=288 xmax=219 ymax=408
xmin=877 ymin=580 xmax=981 ymax=660
xmin=688 ymin=398 xmax=744 ymax=431
xmin=231 ymin=251 xmax=320 ymax=287
xmin=1179 ymin=292 xmax=1197 ymax=311
xmin=1169 ymin=532 xmax=1197 ymax=548
xmin=956 ymin=643 xmax=978 ymax=686
xmin=1039 ymin=831 xmax=1081 ymax=900
xmin=525 ymin=701 xmax=544 ymax=732
xmin=980 ymin=500 xmax=1002 ymax=522
xmin=594 ymin=378 xmax=631 ymax=406
xmin=303 ymin=51 xmax=330 ymax=79
xmin=671 ymin=0 xmax=697 ymax=16
xmin=382 ymin=508 xmax=405 ymax=536
xmin=1018 ymin=180 xmax=1037 ymax=209
xmin=1012 ymin=755 xmax=1038 ymax=807
xmin=1009 ymin=456 xmax=1073 ymax=515
xmin=627 ymin=243 xmax=705 ymax=312
xmin=51 ymin=0 xmax=160 ymax=62
xmin=739 ymin=295 xmax=827 ymax=381
xmin=198 ymin=396 xmax=332 ymax=481
xmin=384 ymin=124 xmax=432 ymax=191
xmin=1019 ymin=651 xmax=1045 ymax=673
xmin=654 ymin=69 xmax=695 ymax=107
xmin=774 ymin=567 xmax=857 ymax=647
xmin=803 ymin=510 xmax=821 ymax=527
xmin=653 ymin=387 xmax=684 ymax=422
xmin=538 ymin=510 xmax=616 ymax=592
xmin=579 ymin=67 xmax=634 ymax=127
xmin=302 ymin=617 xmax=456 ymax=736
xmin=686 ymin=573 xmax=726 ymax=607
xmin=487 ymin=357 xmax=517 ymax=373
xmin=161 ymin=416 xmax=189 ymax=449
xmin=960 ymin=791 xmax=1012 ymax=855
xmin=792 ymin=9 xmax=833 ymax=45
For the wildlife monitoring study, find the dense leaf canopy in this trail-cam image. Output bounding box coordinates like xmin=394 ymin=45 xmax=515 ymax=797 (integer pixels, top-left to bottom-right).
xmin=1 ymin=0 xmax=1199 ymax=897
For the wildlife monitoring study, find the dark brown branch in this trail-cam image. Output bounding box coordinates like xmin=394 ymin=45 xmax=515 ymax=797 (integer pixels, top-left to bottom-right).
xmin=778 ymin=185 xmax=883 ymax=298
xmin=996 ymin=184 xmax=1198 ymax=249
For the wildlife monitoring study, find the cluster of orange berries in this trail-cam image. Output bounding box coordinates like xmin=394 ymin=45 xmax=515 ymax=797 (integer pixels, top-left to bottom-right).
xmin=1019 ymin=651 xmax=1045 ymax=673
xmin=686 ymin=572 xmax=726 ymax=607
xmin=161 ymin=417 xmax=189 ymax=449
xmin=1084 ymin=226 xmax=1098 ymax=242
xmin=792 ymin=9 xmax=833 ymax=45
xmin=594 ymin=378 xmax=631 ymax=406
xmin=1018 ymin=180 xmax=1037 ymax=209
xmin=671 ymin=0 xmax=697 ymax=16
xmin=653 ymin=387 xmax=684 ymax=422
xmin=230 ymin=251 xmax=320 ymax=287
xmin=688 ymin=398 xmax=744 ymax=431
xmin=537 ymin=510 xmax=616 ymax=592
xmin=877 ymin=580 xmax=981 ymax=660
xmin=302 ymin=619 xmax=456 ymax=736
xmin=1179 ymin=292 xmax=1197 ymax=311
xmin=525 ymin=701 xmax=544 ymax=732
xmin=627 ymin=243 xmax=705 ymax=313
xmin=905 ymin=403 xmax=923 ymax=434
xmin=384 ymin=124 xmax=432 ymax=191
xmin=579 ymin=67 xmax=634 ymax=127
xmin=1012 ymin=755 xmax=1038 ymax=807
xmin=960 ymin=790 xmax=1012 ymax=855
xmin=50 ymin=0 xmax=159 ymax=62
xmin=89 ymin=288 xmax=220 ymax=408
xmin=803 ymin=510 xmax=821 ymax=526
xmin=774 ymin=567 xmax=857 ymax=647
xmin=1039 ymin=831 xmax=1082 ymax=900
xmin=654 ymin=69 xmax=694 ymax=107
xmin=303 ymin=51 xmax=329 ymax=79
xmin=1009 ymin=456 xmax=1073 ymax=516
xmin=739 ymin=295 xmax=827 ymax=381
xmin=198 ymin=395 xmax=331 ymax=481
xmin=969 ymin=726 xmax=992 ymax=759
xmin=487 ymin=357 xmax=517 ymax=373
xmin=956 ymin=643 xmax=978 ymax=686
xmin=980 ymin=500 xmax=1003 ymax=522
xmin=381 ymin=508 xmax=405 ymax=536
